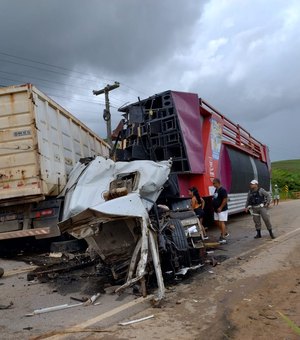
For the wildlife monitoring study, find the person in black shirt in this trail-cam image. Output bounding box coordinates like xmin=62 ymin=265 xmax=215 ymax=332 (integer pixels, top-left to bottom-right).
xmin=212 ymin=178 xmax=229 ymax=244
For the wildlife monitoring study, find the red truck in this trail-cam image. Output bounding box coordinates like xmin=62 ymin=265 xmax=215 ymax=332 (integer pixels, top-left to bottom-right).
xmin=115 ymin=90 xmax=271 ymax=220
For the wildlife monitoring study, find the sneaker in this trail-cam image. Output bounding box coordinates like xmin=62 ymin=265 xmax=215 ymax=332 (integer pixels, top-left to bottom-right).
xmin=224 ymin=232 xmax=229 ymax=238
xmin=219 ymin=237 xmax=227 ymax=244
xmin=203 ymin=236 xmax=209 ymax=240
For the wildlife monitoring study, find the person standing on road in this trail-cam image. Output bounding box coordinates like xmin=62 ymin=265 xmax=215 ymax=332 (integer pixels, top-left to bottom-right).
xmin=188 ymin=187 xmax=208 ymax=240
xmin=245 ymin=179 xmax=275 ymax=239
xmin=273 ymin=184 xmax=280 ymax=206
xmin=212 ymin=178 xmax=229 ymax=244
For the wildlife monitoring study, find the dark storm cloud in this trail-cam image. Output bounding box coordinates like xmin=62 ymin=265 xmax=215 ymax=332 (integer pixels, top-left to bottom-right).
xmin=0 ymin=0 xmax=205 ymax=147
xmin=0 ymin=0 xmax=202 ymax=75
xmin=0 ymin=0 xmax=299 ymax=161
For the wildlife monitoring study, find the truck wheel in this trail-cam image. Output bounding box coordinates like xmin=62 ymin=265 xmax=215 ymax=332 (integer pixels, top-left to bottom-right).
xmin=169 ymin=218 xmax=191 ymax=267
xmin=0 ymin=267 xmax=4 ymax=278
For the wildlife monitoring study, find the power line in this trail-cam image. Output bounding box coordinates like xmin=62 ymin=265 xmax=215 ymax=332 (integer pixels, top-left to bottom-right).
xmin=48 ymin=93 xmax=113 ymax=107
xmin=0 ymin=69 xmax=127 ymax=106
xmin=0 ymin=69 xmax=96 ymax=92
xmin=0 ymin=51 xmax=115 ymax=83
xmin=0 ymin=60 xmax=136 ymax=106
xmin=0 ymin=57 xmax=108 ymax=85
xmin=0 ymin=51 xmax=149 ymax=97
xmin=0 ymin=66 xmax=131 ymax=106
xmin=0 ymin=76 xmax=121 ymax=108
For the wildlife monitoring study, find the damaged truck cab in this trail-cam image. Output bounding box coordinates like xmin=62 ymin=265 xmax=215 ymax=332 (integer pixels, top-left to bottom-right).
xmin=59 ymin=157 xmax=207 ymax=300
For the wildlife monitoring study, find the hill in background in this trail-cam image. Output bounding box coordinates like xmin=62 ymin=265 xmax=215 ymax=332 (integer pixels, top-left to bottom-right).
xmin=271 ymin=159 xmax=300 ymax=194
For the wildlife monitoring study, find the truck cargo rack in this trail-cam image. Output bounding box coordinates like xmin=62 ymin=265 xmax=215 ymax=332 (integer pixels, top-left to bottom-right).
xmin=200 ymin=98 xmax=266 ymax=162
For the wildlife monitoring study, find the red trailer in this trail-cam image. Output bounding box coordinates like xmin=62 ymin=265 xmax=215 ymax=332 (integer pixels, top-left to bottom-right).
xmin=116 ymin=90 xmax=271 ymax=217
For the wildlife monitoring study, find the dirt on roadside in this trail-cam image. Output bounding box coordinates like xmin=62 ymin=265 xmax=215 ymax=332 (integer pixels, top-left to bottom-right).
xmin=226 ymin=266 xmax=300 ymax=340
xmin=96 ymin=228 xmax=300 ymax=340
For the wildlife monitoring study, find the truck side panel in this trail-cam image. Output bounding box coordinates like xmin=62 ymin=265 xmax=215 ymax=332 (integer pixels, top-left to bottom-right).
xmin=0 ymin=84 xmax=110 ymax=203
xmin=33 ymin=86 xmax=110 ymax=196
xmin=0 ymin=84 xmax=110 ymax=239
xmin=0 ymin=87 xmax=42 ymax=201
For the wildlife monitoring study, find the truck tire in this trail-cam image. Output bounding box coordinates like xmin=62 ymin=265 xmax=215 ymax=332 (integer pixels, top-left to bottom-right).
xmin=0 ymin=267 xmax=4 ymax=278
xmin=169 ymin=218 xmax=191 ymax=267
xmin=169 ymin=219 xmax=189 ymax=251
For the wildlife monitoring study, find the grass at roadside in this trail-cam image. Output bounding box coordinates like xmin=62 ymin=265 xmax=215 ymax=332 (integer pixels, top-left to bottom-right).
xmin=271 ymin=159 xmax=300 ymax=195
xmin=277 ymin=311 xmax=300 ymax=336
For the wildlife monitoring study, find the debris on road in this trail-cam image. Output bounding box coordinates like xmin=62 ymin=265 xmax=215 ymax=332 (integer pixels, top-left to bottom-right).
xmin=25 ymin=302 xmax=84 ymax=316
xmin=49 ymin=252 xmax=63 ymax=258
xmin=70 ymin=296 xmax=89 ymax=303
xmin=27 ymin=253 xmax=95 ymax=281
xmin=25 ymin=292 xmax=102 ymax=316
xmin=119 ymin=315 xmax=154 ymax=326
xmin=30 ymin=328 xmax=113 ymax=340
xmin=0 ymin=301 xmax=13 ymax=310
xmin=3 ymin=265 xmax=38 ymax=278
xmin=83 ymin=292 xmax=101 ymax=306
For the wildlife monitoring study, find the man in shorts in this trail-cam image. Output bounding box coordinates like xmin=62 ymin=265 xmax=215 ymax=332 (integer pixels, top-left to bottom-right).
xmin=212 ymin=178 xmax=229 ymax=244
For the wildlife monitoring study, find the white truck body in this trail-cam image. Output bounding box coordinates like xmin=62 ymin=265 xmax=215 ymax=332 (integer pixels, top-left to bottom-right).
xmin=0 ymin=84 xmax=110 ymax=239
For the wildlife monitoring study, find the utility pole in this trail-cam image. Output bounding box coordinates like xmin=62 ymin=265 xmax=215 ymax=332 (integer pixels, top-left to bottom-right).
xmin=93 ymin=81 xmax=120 ymax=147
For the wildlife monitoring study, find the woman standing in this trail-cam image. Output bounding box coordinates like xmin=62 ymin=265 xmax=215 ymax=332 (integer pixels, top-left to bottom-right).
xmin=188 ymin=187 xmax=208 ymax=240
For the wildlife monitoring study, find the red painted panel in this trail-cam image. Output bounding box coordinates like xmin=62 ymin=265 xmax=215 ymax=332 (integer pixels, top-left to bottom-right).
xmin=171 ymin=91 xmax=205 ymax=173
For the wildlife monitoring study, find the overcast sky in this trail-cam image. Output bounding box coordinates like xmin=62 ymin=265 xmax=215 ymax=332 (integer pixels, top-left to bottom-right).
xmin=0 ymin=0 xmax=299 ymax=161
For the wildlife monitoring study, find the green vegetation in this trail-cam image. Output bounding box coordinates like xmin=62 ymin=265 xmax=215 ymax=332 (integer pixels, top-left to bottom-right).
xmin=271 ymin=159 xmax=300 ymax=197
xmin=277 ymin=311 xmax=300 ymax=336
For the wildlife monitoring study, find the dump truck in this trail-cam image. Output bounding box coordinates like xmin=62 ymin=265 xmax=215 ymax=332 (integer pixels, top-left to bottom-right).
xmin=115 ymin=90 xmax=271 ymax=221
xmin=0 ymin=84 xmax=110 ymax=240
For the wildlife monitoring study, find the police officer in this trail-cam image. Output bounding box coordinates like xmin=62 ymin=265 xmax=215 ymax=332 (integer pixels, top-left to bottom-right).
xmin=245 ymin=179 xmax=275 ymax=239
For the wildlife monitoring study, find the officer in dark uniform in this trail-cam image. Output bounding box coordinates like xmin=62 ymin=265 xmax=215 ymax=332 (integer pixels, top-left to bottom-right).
xmin=245 ymin=179 xmax=275 ymax=239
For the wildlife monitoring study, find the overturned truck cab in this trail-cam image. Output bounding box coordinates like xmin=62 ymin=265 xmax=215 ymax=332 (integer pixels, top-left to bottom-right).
xmin=58 ymin=156 xmax=206 ymax=300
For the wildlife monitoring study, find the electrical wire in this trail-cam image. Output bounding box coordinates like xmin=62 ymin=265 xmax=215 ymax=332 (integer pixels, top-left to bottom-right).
xmin=0 ymin=67 xmax=125 ymax=106
xmin=0 ymin=75 xmax=121 ymax=108
xmin=0 ymin=51 xmax=149 ymax=97
xmin=0 ymin=62 xmax=136 ymax=107
xmin=0 ymin=50 xmax=155 ymax=112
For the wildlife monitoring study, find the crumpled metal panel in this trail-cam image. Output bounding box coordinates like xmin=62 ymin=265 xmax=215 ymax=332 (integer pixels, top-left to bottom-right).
xmin=58 ymin=157 xmax=172 ymax=300
xmin=60 ymin=156 xmax=172 ymax=222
